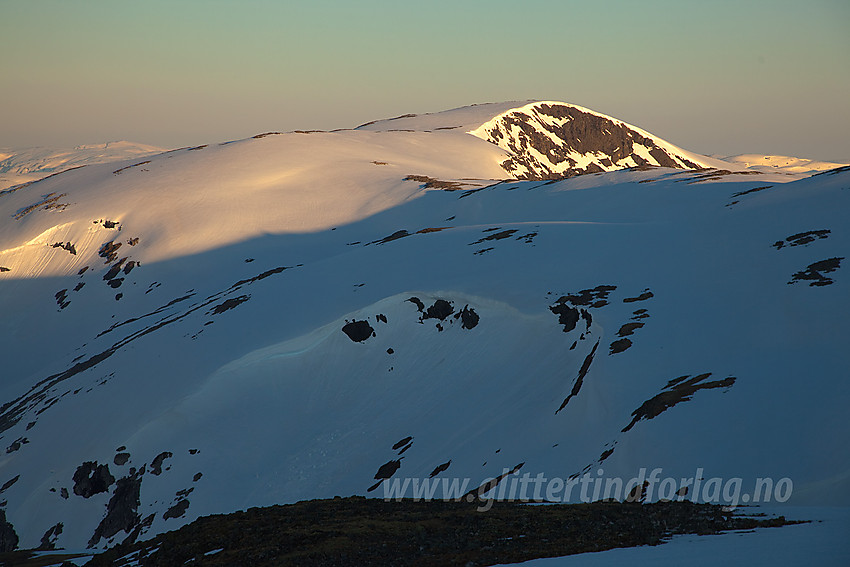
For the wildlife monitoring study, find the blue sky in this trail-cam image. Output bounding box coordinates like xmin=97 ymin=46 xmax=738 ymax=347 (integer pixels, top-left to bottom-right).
xmin=2 ymin=0 xmax=848 ymax=160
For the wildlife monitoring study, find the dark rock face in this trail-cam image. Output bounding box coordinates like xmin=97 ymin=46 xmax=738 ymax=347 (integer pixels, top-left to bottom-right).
xmin=342 ymin=320 xmax=376 ymax=343
xmin=617 ymin=322 xmax=644 ymax=337
xmin=470 ymin=229 xmax=518 ymax=246
xmin=373 ymin=460 xmax=401 ymax=480
xmin=0 ymin=475 xmax=19 ymax=494
xmin=556 ymin=341 xmax=600 ymax=413
xmin=609 ymin=338 xmax=632 ymax=355
xmin=429 ymin=460 xmax=452 ymax=478
xmin=789 ymin=257 xmax=843 ymax=286
xmin=407 ymin=297 xmax=425 ymax=312
xmin=373 ymin=230 xmax=410 ymax=245
xmin=773 ymin=229 xmax=830 ymax=250
xmin=88 ymin=473 xmax=143 ymax=547
xmin=51 ymin=241 xmax=77 ymax=255
xmin=466 ymin=463 xmax=525 ymax=500
xmin=477 ymin=103 xmax=700 ymax=180
xmin=54 ymin=289 xmax=70 ymax=310
xmin=550 ymin=303 xmax=580 ymax=332
xmin=13 ymin=192 xmax=70 ymax=220
xmin=555 ymin=285 xmax=617 ymax=308
xmin=98 ymin=241 xmax=122 ymax=264
xmin=150 ymin=452 xmax=173 ymax=476
xmin=0 ymin=510 xmax=18 ymax=552
xmin=112 ymin=451 xmax=131 ymax=466
xmin=622 ymin=373 xmax=736 ymax=432
xmin=550 ymin=285 xmax=615 ymax=335
xmin=424 ymin=299 xmax=454 ymax=321
xmin=103 ymin=264 xmax=123 ymax=280
xmin=5 ymin=437 xmax=28 ymax=453
xmin=208 ymin=295 xmax=250 ymax=315
xmin=459 ymin=305 xmax=479 ymax=329
xmin=367 ymin=459 xmax=402 ymax=492
xmin=73 ymin=462 xmax=115 ymax=498
xmin=623 ymin=290 xmax=653 ymax=303
xmin=404 ymin=174 xmax=466 ymax=191
xmin=123 ymin=513 xmax=155 ymax=547
xmin=163 ymin=499 xmax=190 ymax=520
xmin=726 ymin=185 xmax=773 ymax=206
xmin=38 ymin=522 xmax=63 ymax=550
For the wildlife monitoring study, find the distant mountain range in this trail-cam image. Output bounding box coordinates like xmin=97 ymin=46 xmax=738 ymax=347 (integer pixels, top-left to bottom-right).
xmin=0 ymin=141 xmax=164 ymax=192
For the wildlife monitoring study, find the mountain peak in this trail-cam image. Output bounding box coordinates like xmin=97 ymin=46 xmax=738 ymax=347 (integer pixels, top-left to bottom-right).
xmin=358 ymin=100 xmax=717 ymax=179
xmin=468 ymin=101 xmax=712 ymax=179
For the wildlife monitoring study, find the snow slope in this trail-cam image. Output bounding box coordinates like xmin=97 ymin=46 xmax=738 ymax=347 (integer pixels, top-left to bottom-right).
xmin=504 ymin=507 xmax=850 ymax=566
xmin=0 ymin=102 xmax=847 ymax=553
xmin=0 ymin=142 xmax=164 ymax=193
xmin=722 ymin=153 xmax=849 ymax=175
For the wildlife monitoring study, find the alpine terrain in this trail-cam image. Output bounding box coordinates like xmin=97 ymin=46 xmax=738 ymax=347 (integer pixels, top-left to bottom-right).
xmin=0 ymin=101 xmax=847 ymax=562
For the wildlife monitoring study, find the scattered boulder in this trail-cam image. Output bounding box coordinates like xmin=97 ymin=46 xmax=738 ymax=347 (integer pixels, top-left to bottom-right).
xmin=342 ymin=320 xmax=375 ymax=343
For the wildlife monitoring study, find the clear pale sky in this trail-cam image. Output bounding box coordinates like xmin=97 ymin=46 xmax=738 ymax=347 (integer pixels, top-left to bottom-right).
xmin=2 ymin=0 xmax=848 ymax=161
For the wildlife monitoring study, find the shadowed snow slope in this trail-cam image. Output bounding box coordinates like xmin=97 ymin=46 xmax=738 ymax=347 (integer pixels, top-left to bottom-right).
xmin=0 ymin=102 xmax=847 ymax=551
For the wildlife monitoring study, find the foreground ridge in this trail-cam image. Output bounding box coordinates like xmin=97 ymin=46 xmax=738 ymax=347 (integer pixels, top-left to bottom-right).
xmin=75 ymin=498 xmax=798 ymax=567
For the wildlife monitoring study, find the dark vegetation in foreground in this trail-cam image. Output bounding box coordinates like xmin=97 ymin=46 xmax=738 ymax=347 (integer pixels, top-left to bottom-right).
xmin=55 ymin=497 xmax=801 ymax=567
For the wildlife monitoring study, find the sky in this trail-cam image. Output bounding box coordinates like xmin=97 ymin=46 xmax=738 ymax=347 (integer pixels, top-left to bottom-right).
xmin=1 ymin=0 xmax=849 ymax=161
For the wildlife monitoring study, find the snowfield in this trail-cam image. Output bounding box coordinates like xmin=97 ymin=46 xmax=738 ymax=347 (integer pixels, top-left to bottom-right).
xmin=0 ymin=142 xmax=164 ymax=193
xmin=0 ymin=101 xmax=846 ymax=560
xmin=504 ymin=507 xmax=850 ymax=566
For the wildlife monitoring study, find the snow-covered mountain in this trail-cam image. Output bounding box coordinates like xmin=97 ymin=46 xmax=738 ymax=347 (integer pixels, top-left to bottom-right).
xmin=0 ymin=101 xmax=847 ymax=553
xmin=0 ymin=141 xmax=165 ymax=193
xmin=722 ymin=153 xmax=849 ymax=175
xmin=358 ymin=100 xmax=731 ymax=179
